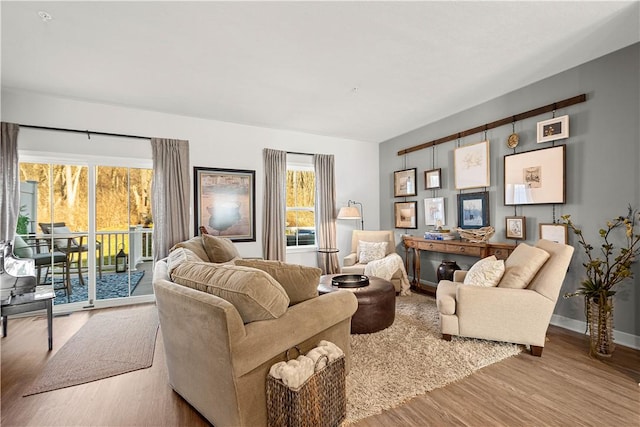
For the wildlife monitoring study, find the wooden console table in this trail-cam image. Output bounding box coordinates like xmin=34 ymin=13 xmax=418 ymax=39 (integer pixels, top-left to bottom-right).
xmin=402 ymin=236 xmax=516 ymax=294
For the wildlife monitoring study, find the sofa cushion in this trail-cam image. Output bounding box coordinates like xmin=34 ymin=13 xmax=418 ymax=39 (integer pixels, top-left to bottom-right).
xmin=234 ymin=259 xmax=320 ymax=305
xmin=463 ymin=255 xmax=505 ymax=287
xmin=170 ymin=236 xmax=209 ymax=262
xmin=166 ymin=247 xmax=203 ymax=276
xmin=498 ymin=243 xmax=550 ymax=289
xmin=358 ymin=241 xmax=388 ymax=264
xmin=202 ymin=234 xmax=241 ymax=263
xmin=171 ymin=261 xmax=290 ymax=323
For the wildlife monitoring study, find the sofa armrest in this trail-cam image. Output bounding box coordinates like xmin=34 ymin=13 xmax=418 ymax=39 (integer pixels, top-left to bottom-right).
xmin=453 ymin=270 xmax=467 ymax=282
xmin=343 ymin=253 xmax=357 ymax=266
xmin=232 ymin=290 xmax=358 ymax=377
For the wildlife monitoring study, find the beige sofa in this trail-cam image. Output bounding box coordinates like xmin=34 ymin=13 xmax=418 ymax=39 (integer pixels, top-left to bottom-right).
xmin=153 ymin=235 xmax=358 ymax=426
xmin=436 ymin=239 xmax=573 ymax=356
xmin=341 ymin=230 xmax=405 ymax=293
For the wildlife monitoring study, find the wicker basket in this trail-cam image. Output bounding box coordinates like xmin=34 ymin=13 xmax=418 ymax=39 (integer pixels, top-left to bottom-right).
xmin=456 ymin=226 xmax=495 ymax=243
xmin=266 ymin=355 xmax=346 ymax=427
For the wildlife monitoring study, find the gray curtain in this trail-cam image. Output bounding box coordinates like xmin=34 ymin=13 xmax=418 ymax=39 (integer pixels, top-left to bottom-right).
xmin=1 ymin=122 xmax=20 ymax=242
xmin=314 ymin=154 xmax=339 ymax=274
xmin=151 ymin=138 xmax=190 ymax=262
xmin=263 ymin=148 xmax=287 ymax=261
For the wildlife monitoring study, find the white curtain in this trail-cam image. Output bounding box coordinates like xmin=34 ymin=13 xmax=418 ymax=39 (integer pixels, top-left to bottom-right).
xmin=314 ymin=154 xmax=339 ymax=274
xmin=1 ymin=122 xmax=20 ymax=242
xmin=151 ymin=138 xmax=190 ymax=262
xmin=262 ymin=148 xmax=287 ymax=261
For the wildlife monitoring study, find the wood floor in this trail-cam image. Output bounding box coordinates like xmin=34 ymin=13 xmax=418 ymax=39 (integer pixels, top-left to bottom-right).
xmin=1 ymin=304 xmax=639 ymax=427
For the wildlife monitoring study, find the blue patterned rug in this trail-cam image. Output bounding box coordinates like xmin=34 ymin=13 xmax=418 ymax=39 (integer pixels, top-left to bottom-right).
xmin=51 ymin=271 xmax=145 ymax=305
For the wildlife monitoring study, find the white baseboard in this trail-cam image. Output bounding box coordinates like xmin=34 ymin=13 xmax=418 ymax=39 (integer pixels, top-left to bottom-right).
xmin=550 ymin=314 xmax=640 ymax=350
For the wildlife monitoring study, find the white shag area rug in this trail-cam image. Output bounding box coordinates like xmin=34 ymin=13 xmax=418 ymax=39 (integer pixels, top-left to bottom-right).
xmin=344 ymin=292 xmax=522 ymax=424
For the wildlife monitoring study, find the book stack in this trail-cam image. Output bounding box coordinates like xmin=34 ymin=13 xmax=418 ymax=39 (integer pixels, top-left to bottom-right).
xmin=424 ymin=230 xmax=457 ymax=241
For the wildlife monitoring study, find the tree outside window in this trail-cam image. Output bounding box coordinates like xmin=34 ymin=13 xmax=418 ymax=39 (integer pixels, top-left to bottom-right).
xmin=286 ymin=167 xmax=315 ymax=247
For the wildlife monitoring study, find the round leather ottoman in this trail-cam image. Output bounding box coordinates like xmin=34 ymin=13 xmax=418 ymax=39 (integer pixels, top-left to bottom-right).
xmin=318 ymin=274 xmax=395 ymax=334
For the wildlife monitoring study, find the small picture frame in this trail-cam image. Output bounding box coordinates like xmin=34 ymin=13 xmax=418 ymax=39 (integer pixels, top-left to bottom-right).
xmin=457 ymin=191 xmax=489 ymax=229
xmin=424 ymin=197 xmax=445 ymax=227
xmin=424 ymin=168 xmax=442 ymax=190
xmin=394 ymin=201 xmax=418 ymax=229
xmin=454 ymin=140 xmax=490 ymax=190
xmin=394 ymin=168 xmax=417 ymax=197
xmin=505 ymin=216 xmax=526 ymax=240
xmin=539 ymin=223 xmax=568 ymax=244
xmin=537 ymin=115 xmax=569 ymax=143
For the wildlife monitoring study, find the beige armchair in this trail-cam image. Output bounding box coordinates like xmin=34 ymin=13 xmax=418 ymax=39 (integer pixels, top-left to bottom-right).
xmin=436 ymin=239 xmax=574 ymax=356
xmin=341 ymin=230 xmax=408 ymax=294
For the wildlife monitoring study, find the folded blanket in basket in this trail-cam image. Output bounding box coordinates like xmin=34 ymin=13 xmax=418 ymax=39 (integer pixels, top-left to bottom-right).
xmin=269 ymin=340 xmax=344 ymax=389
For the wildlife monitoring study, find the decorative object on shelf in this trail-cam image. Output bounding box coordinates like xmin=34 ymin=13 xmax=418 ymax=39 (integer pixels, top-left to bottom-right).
xmin=456 ymin=226 xmax=495 ymax=243
xmin=507 ymin=132 xmax=519 ymax=149
xmin=504 ymin=145 xmax=566 ymax=205
xmin=393 ymin=168 xmax=417 ymax=197
xmin=537 ymin=115 xmax=569 ymax=143
xmin=454 ymin=140 xmax=490 ymax=190
xmin=394 ymin=201 xmax=418 ymax=229
xmin=424 ymin=197 xmax=445 ymax=226
xmin=436 ymin=260 xmax=461 ymax=282
xmin=193 ymin=167 xmax=256 ymax=241
xmin=505 ymin=216 xmax=526 ymax=240
xmin=539 ymin=223 xmax=568 ymax=244
xmin=337 ymin=200 xmax=364 ymax=230
xmin=457 ymin=191 xmax=490 ymax=229
xmin=561 ymin=206 xmax=640 ymax=358
xmin=424 ymin=168 xmax=442 ymax=189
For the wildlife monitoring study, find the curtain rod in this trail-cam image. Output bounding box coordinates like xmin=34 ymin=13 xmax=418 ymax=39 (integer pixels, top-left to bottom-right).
xmin=397 ymin=93 xmax=587 ymax=156
xmin=286 ymin=151 xmax=314 ymax=156
xmin=18 ymin=124 xmax=151 ymax=140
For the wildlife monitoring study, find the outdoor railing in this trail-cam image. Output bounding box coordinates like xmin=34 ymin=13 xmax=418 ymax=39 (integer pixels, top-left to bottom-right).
xmin=96 ymin=226 xmax=154 ymax=271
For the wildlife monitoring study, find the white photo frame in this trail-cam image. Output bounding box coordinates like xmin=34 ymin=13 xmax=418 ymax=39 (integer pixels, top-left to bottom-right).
xmin=454 ymin=140 xmax=490 ymax=190
xmin=504 ymin=145 xmax=566 ymax=205
xmin=424 ymin=197 xmax=445 ymax=227
xmin=539 ymin=223 xmax=568 ymax=244
xmin=537 ymin=115 xmax=569 ymax=143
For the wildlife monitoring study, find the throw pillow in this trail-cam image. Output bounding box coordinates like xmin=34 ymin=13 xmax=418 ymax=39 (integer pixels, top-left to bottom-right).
xmin=13 ymin=235 xmax=33 ymax=258
xmin=171 ymin=261 xmax=290 ymax=323
xmin=166 ymin=247 xmax=203 ymax=276
xmin=358 ymin=241 xmax=388 ymax=264
xmin=462 ymin=255 xmax=505 ymax=287
xmin=170 ymin=236 xmax=209 ymax=263
xmin=498 ymin=243 xmax=550 ymax=289
xmin=234 ymin=259 xmax=320 ymax=305
xmin=202 ymin=234 xmax=241 ymax=263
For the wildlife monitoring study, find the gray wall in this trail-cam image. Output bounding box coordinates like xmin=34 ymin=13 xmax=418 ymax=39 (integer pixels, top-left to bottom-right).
xmin=379 ymin=43 xmax=639 ymax=338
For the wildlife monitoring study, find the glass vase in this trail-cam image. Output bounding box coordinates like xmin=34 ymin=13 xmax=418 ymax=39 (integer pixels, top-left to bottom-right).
xmin=587 ymin=296 xmax=615 ymax=358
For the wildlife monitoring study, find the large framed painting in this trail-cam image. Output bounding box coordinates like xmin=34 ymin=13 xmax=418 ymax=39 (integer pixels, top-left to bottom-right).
xmin=394 ymin=201 xmax=418 ymax=229
xmin=454 ymin=140 xmax=490 ymax=190
xmin=504 ymin=145 xmax=566 ymax=205
xmin=193 ymin=167 xmax=256 ymax=241
xmin=457 ymin=191 xmax=489 ymax=229
xmin=394 ymin=168 xmax=417 ymax=197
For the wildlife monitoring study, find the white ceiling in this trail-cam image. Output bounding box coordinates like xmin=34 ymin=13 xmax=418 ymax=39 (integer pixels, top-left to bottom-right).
xmin=2 ymin=1 xmax=639 ymax=143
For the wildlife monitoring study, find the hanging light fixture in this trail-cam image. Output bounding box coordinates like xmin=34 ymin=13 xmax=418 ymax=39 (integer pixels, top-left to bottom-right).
xmin=337 ymin=200 xmax=364 ymax=230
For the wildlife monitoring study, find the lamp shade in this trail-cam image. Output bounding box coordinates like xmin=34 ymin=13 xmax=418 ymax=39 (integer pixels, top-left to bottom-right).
xmin=337 ymin=206 xmax=361 ymax=219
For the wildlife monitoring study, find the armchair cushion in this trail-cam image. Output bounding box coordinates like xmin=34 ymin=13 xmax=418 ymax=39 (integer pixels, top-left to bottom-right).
xmin=357 ymin=240 xmax=388 ymax=263
xmin=13 ymin=235 xmax=33 ymax=258
xmin=166 ymin=247 xmax=203 ymax=276
xmin=234 ymin=259 xmax=320 ymax=305
xmin=171 ymin=236 xmax=209 ymax=262
xmin=202 ymin=234 xmax=241 ymax=263
xmin=171 ymin=261 xmax=290 ymax=323
xmin=463 ymin=255 xmax=505 ymax=287
xmin=498 ymin=243 xmax=550 ymax=289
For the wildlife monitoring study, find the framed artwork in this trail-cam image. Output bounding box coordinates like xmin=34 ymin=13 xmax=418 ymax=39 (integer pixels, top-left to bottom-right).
xmin=457 ymin=191 xmax=489 ymax=229
xmin=394 ymin=168 xmax=417 ymax=197
xmin=394 ymin=201 xmax=418 ymax=229
xmin=539 ymin=223 xmax=568 ymax=244
xmin=504 ymin=145 xmax=566 ymax=205
xmin=454 ymin=140 xmax=490 ymax=190
xmin=424 ymin=168 xmax=442 ymax=190
xmin=193 ymin=167 xmax=256 ymax=241
xmin=537 ymin=115 xmax=569 ymax=143
xmin=505 ymin=216 xmax=526 ymax=240
xmin=424 ymin=197 xmax=445 ymax=227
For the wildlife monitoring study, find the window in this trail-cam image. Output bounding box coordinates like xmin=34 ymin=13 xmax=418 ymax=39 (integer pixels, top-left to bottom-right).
xmin=286 ymin=161 xmax=315 ymax=247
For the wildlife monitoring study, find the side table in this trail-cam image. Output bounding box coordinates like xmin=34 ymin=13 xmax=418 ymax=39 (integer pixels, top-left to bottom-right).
xmin=317 ymin=248 xmax=339 ymax=275
xmin=2 ymin=285 xmax=55 ymax=350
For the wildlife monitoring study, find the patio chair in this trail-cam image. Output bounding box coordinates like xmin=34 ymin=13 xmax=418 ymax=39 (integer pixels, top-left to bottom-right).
xmin=39 ymin=222 xmax=102 ymax=286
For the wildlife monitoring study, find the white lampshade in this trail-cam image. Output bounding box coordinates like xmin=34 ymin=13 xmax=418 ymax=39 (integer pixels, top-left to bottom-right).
xmin=337 ymin=206 xmax=361 ymax=219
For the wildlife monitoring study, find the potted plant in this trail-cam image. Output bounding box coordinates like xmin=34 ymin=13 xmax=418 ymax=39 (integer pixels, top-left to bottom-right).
xmin=16 ymin=205 xmax=30 ymax=236
xmin=561 ymin=206 xmax=640 ymax=358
